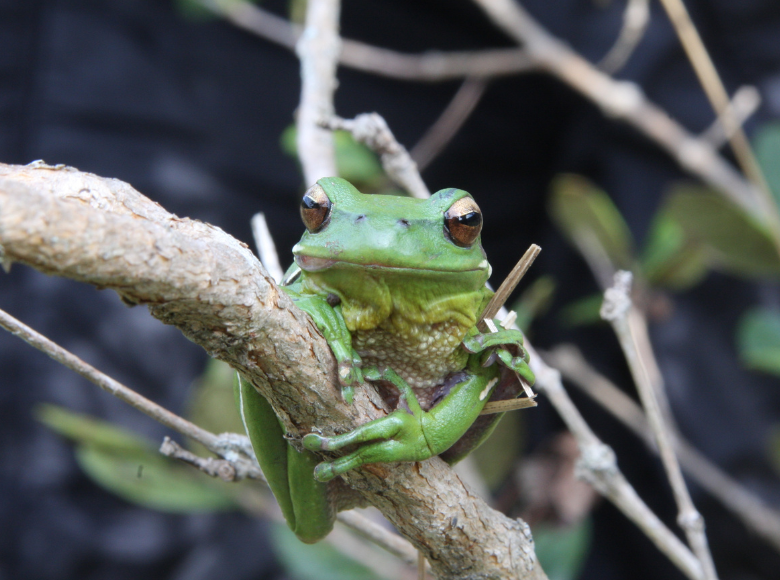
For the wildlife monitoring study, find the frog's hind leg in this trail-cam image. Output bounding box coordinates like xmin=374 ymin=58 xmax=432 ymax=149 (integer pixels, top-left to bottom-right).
xmin=303 ymin=412 xmax=409 ymax=451
xmin=312 ymin=437 xmax=429 ymax=482
xmin=235 ymin=373 xmax=334 ymax=543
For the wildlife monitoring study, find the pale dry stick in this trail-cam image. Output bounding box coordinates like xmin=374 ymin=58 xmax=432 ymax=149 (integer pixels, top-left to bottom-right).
xmin=470 ymin=0 xmax=762 ymax=218
xmin=250 ymin=213 xmax=284 ymax=283
xmin=198 ymin=0 xmax=536 ymax=81
xmin=656 ymin=0 xmax=774 ymax=216
xmin=525 ymin=342 xmax=703 ymax=580
xmin=701 ymin=86 xmax=761 ymax=150
xmin=545 ymin=344 xmax=780 ymax=553
xmin=296 ymin=0 xmax=340 ymax=184
xmin=601 ymin=271 xmax=718 ymax=580
xmin=410 ymin=77 xmax=488 ymax=171
xmin=321 ymin=114 xmax=430 ymax=199
xmin=480 ymin=243 xmax=542 ymax=322
xmin=598 ymin=0 xmax=650 ymax=74
xmin=0 ymin=307 xmax=264 ymax=477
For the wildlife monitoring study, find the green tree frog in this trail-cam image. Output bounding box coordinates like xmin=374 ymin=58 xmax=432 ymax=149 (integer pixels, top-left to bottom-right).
xmin=235 ymin=177 xmax=535 ymax=543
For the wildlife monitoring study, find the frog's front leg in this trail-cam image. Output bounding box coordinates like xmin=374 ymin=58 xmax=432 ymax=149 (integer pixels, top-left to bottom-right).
xmin=282 ymin=286 xmax=361 ymax=403
xmin=303 ymin=364 xmax=500 ymax=482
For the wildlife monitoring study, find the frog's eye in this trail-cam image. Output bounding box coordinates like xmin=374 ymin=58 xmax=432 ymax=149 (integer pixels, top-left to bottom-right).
xmin=300 ymin=184 xmax=332 ymax=232
xmin=444 ymin=196 xmax=482 ymax=247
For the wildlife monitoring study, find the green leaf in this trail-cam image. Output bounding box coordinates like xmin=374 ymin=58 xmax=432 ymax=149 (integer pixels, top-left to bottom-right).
xmin=510 ymin=275 xmax=556 ymax=332
xmin=533 ymin=519 xmax=592 ymax=580
xmin=549 ymin=174 xmax=634 ymax=270
xmin=281 ymin=125 xmax=384 ymax=189
xmin=37 ymin=404 xmax=238 ymax=513
xmin=768 ymin=424 xmax=780 ymax=476
xmin=558 ymin=293 xmax=604 ymax=328
xmin=641 ymin=207 xmax=708 ymax=290
xmin=664 ymin=185 xmax=780 ymax=279
xmin=736 ymin=308 xmax=780 ymax=376
xmin=471 ymin=411 xmax=525 ymax=491
xmin=755 ymin=122 xmax=780 ymax=210
xmin=270 ymin=523 xmax=386 ymax=580
xmin=187 ymin=358 xmax=245 ymax=442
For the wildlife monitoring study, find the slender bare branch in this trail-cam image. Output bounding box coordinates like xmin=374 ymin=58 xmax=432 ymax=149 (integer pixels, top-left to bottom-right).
xmin=198 ymin=0 xmax=535 ymax=82
xmin=296 ymin=0 xmax=340 ymax=184
xmin=545 ymin=344 xmax=780 ymax=554
xmin=656 ymin=0 xmax=773 ymax=209
xmin=411 ymin=78 xmax=488 ymax=171
xmin=700 ymin=86 xmax=761 ymax=150
xmin=525 ymin=341 xmax=703 ymax=580
xmin=470 ymin=0 xmax=763 ymax=221
xmin=321 ymin=113 xmax=430 ymax=198
xmin=251 ymin=213 xmax=284 ymax=283
xmin=601 ymin=271 xmax=718 ymax=580
xmin=598 ymin=0 xmax=650 ymax=74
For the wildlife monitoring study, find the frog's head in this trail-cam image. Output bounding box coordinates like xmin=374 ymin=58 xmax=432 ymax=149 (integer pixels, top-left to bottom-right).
xmin=292 ymin=177 xmax=490 ymax=279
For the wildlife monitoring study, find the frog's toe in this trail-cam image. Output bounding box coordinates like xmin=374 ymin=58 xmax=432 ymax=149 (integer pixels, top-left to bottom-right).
xmin=313 ymin=462 xmax=337 ymax=482
xmin=303 ymin=433 xmax=329 ymax=451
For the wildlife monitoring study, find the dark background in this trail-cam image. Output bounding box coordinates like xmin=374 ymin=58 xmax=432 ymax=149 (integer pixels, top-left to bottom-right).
xmin=1 ymin=0 xmax=780 ymax=578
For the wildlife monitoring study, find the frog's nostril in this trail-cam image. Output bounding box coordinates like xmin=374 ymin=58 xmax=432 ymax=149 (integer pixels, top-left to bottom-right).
xmin=355 ymin=214 xmax=366 ymax=223
xmin=398 ymin=219 xmax=410 ymax=228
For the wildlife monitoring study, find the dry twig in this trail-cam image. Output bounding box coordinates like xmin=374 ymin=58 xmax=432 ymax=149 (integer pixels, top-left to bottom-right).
xmin=525 ymin=341 xmax=703 ymax=580
xmin=598 ymin=0 xmax=650 ymax=74
xmin=601 ymin=271 xmax=718 ymax=580
xmin=410 ymin=78 xmax=488 ymax=171
xmin=321 ymin=113 xmax=430 ymax=198
xmin=545 ymin=344 xmax=780 ymax=554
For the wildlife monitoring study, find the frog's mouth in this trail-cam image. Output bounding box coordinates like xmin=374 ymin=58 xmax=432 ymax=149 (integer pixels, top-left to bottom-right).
xmin=295 ymin=254 xmax=489 ymax=273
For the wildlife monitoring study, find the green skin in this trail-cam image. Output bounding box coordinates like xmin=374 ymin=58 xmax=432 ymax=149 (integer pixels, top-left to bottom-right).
xmin=236 ymin=177 xmax=534 ymax=543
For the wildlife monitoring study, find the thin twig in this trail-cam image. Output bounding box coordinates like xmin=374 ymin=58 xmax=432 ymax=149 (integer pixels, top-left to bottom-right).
xmin=656 ymin=0 xmax=774 ymax=213
xmin=700 ymin=85 xmax=761 ymax=150
xmin=296 ymin=0 xmax=341 ymax=184
xmin=598 ymin=0 xmax=650 ymax=74
xmin=544 ymin=344 xmax=780 ymax=554
xmin=410 ymin=77 xmax=488 ymax=171
xmin=480 ymin=244 xmax=542 ymax=322
xmin=601 ymin=272 xmax=718 ymax=580
xmin=321 ymin=113 xmax=430 ymax=198
xmin=198 ymin=0 xmax=535 ymax=82
xmin=251 ymin=213 xmax=284 ymax=283
xmin=469 ymin=0 xmax=763 ymax=220
xmin=160 ymin=436 xmax=240 ymax=481
xmin=0 ymin=306 xmax=262 ymax=476
xmin=524 ymin=341 xmax=703 ymax=580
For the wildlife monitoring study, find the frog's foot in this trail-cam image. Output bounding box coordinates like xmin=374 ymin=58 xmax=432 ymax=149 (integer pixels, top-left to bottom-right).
xmin=461 ymin=325 xmax=535 ymax=385
xmin=303 ymin=371 xmax=431 ymax=482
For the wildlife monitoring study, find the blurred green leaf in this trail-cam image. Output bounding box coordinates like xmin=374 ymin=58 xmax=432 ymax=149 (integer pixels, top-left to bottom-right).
xmin=471 ymin=411 xmax=524 ymax=491
xmin=37 ymin=404 xmax=237 ymax=513
xmin=289 ymin=0 xmax=308 ymax=23
xmin=533 ymin=519 xmax=592 ymax=580
xmin=736 ymin=307 xmax=780 ymax=376
xmin=270 ymin=523 xmax=386 ymax=580
xmin=755 ymin=122 xmax=780 ymax=210
xmin=187 ymin=358 xmax=244 ymax=441
xmin=511 ymin=275 xmax=556 ymax=332
xmin=281 ymin=125 xmax=384 ymax=189
xmin=558 ymin=293 xmax=604 ymax=328
xmin=768 ymin=425 xmax=780 ymax=476
xmin=641 ymin=207 xmax=708 ymax=290
xmin=664 ymin=185 xmax=780 ymax=279
xmin=549 ymin=174 xmax=634 ymax=270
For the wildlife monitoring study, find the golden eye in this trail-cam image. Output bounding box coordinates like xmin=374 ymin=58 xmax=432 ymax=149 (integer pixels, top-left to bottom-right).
xmin=444 ymin=196 xmax=482 ymax=247
xmin=300 ymin=184 xmax=332 ymax=232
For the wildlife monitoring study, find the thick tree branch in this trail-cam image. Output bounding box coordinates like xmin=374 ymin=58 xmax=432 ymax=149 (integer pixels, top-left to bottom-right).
xmin=0 ymin=162 xmax=544 ymax=580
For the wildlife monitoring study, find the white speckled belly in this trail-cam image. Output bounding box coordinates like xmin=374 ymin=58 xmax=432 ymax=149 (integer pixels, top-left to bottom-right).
xmin=352 ymin=319 xmax=469 ymax=391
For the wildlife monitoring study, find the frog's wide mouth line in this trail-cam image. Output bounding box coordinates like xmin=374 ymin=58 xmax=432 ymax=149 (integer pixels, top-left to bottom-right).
xmin=295 ymin=254 xmax=488 ymax=274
